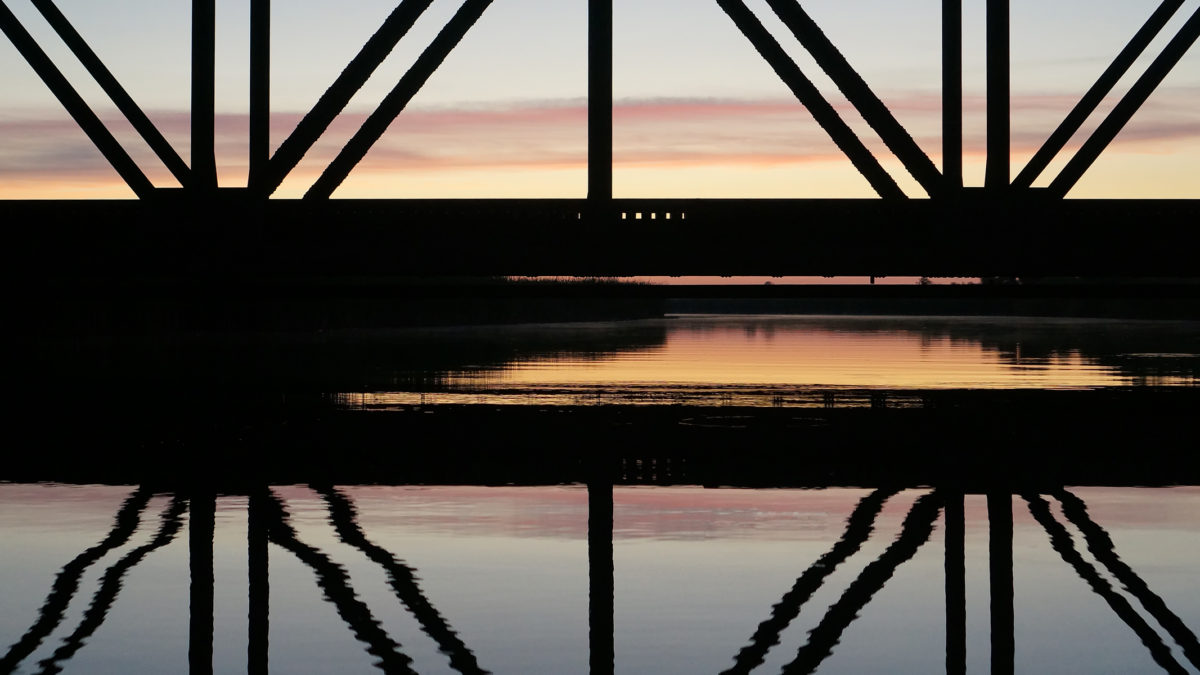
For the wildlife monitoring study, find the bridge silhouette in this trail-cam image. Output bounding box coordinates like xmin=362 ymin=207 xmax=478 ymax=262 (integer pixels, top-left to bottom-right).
xmin=2 ymin=0 xmax=1199 ymax=279
xmin=4 ymin=6 xmax=1198 ymax=672
xmin=4 ymin=484 xmax=1199 ymax=674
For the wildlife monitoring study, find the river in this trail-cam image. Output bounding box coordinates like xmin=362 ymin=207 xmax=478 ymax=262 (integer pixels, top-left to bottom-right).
xmin=3 ymin=314 xmax=1199 ymax=673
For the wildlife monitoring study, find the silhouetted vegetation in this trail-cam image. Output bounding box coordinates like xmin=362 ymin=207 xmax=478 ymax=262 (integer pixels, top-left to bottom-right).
xmin=22 ymin=277 xmax=664 ymax=336
xmin=14 ymin=319 xmax=670 ymax=395
xmin=667 ymin=291 xmax=1200 ymax=320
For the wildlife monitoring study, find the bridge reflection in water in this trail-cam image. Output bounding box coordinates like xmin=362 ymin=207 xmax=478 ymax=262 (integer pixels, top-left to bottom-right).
xmin=3 ymin=484 xmax=1198 ymax=674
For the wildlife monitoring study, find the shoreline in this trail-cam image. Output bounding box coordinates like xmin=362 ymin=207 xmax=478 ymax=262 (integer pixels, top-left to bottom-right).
xmin=17 ymin=279 xmax=1200 ymax=334
xmin=5 ymin=387 xmax=1198 ymax=488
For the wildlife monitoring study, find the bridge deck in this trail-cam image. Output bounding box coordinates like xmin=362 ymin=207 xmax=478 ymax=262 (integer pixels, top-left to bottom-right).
xmin=3 ymin=197 xmax=1199 ymax=278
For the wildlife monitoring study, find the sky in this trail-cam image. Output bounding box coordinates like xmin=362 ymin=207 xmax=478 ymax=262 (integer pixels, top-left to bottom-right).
xmin=1 ymin=0 xmax=1199 ymax=200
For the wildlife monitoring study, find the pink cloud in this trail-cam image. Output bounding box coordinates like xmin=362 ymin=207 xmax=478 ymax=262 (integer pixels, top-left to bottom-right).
xmin=1 ymin=88 xmax=1198 ymax=193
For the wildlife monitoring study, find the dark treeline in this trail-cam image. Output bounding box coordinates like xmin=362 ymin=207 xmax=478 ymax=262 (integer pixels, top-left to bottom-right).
xmin=667 ymin=293 xmax=1200 ymax=320
xmin=20 ymin=277 xmax=665 ymax=336
xmin=12 ymin=319 xmax=670 ymax=394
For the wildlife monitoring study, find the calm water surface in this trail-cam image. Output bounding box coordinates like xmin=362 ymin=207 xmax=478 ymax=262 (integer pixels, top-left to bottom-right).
xmin=7 ymin=315 xmax=1199 ymax=673
xmin=337 ymin=315 xmax=1199 ymax=407
xmin=3 ymin=485 xmax=1200 ymax=674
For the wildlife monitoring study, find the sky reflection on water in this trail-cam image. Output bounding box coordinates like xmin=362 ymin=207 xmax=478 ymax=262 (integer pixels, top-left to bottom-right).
xmin=23 ymin=315 xmax=1198 ymax=404
xmin=338 ymin=316 xmax=1199 ymax=408
xmin=457 ymin=315 xmax=1200 ymax=388
xmin=4 ymin=484 xmax=1200 ymax=674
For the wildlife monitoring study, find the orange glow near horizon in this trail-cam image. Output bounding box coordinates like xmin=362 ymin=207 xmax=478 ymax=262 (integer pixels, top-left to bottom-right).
xmin=3 ymin=87 xmax=1199 ymax=199
xmin=4 ymin=141 xmax=1198 ymax=200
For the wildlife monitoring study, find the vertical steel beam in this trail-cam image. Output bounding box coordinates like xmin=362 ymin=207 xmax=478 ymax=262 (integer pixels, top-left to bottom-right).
xmin=943 ymin=0 xmax=963 ymax=190
xmin=588 ymin=474 xmax=614 ymax=675
xmin=263 ymin=0 xmax=434 ymax=196
xmin=988 ymin=493 xmax=1013 ymax=675
xmin=305 ymin=0 xmax=493 ymax=200
xmin=945 ymin=491 xmax=966 ymax=675
xmin=589 ymin=0 xmax=613 ymax=205
xmin=189 ymin=493 xmax=216 ymax=675
xmin=985 ymin=0 xmax=1009 ymax=190
xmin=765 ymin=0 xmax=942 ymax=197
xmin=1014 ymin=1 xmax=1182 ymax=189
xmin=0 ymin=2 xmax=155 ymax=198
xmin=716 ymin=0 xmax=906 ymax=200
xmin=249 ymin=0 xmax=270 ymax=193
xmin=1049 ymin=8 xmax=1200 ymax=198
xmin=192 ymin=0 xmax=217 ymax=192
xmin=248 ymin=491 xmax=269 ymax=675
xmin=31 ymin=0 xmax=191 ymax=188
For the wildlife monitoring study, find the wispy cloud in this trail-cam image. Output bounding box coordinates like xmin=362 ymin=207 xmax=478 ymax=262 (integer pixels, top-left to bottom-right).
xmin=2 ymin=87 xmax=1199 ymax=194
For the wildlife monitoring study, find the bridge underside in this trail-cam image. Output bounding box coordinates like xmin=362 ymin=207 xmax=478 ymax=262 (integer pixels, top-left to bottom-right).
xmin=4 ymin=197 xmax=1199 ymax=279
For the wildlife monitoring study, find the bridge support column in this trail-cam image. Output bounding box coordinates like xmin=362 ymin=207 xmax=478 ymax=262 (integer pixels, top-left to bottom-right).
xmin=189 ymin=492 xmax=216 ymax=675
xmin=945 ymin=491 xmax=966 ymax=674
xmin=248 ymin=490 xmax=270 ymax=674
xmin=986 ymin=0 xmax=1009 ymax=190
xmin=989 ymin=492 xmax=1014 ymax=675
xmin=193 ymin=0 xmax=217 ymax=191
xmin=249 ymin=0 xmax=270 ymax=192
xmin=943 ymin=0 xmax=962 ymax=189
xmin=589 ymin=0 xmax=613 ymax=211
xmin=588 ymin=469 xmax=614 ymax=674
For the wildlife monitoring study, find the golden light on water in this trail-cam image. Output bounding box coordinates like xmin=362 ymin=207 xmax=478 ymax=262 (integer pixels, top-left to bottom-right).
xmin=471 ymin=323 xmax=1142 ymax=389
xmin=340 ymin=316 xmax=1198 ymax=408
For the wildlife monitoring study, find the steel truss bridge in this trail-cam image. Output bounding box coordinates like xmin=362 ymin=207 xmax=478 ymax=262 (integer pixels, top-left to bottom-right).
xmin=2 ymin=0 xmax=1199 ymax=279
